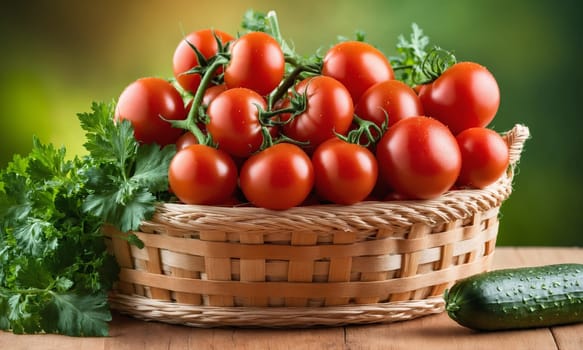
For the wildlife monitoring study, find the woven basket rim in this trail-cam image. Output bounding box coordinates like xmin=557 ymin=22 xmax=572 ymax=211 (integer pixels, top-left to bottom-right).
xmin=109 ymin=293 xmax=446 ymax=327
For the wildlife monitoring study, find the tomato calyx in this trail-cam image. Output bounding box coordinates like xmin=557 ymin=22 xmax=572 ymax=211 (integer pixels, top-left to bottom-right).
xmin=267 ymin=63 xmax=320 ymax=109
xmin=417 ymin=47 xmax=457 ymax=84
xmin=340 ymin=115 xmax=387 ymax=148
xmin=260 ymin=85 xmax=308 ymax=124
xmin=255 ymin=93 xmax=311 ymax=151
xmin=178 ymin=30 xmax=232 ymax=86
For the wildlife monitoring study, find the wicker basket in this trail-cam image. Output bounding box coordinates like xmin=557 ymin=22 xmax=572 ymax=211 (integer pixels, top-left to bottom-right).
xmin=104 ymin=124 xmax=529 ymax=327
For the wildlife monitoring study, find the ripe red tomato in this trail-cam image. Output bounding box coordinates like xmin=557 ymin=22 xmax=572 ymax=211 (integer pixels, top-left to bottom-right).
xmin=355 ymin=80 xmax=424 ymax=130
xmin=175 ymin=132 xmax=198 ymax=150
xmin=312 ymin=138 xmax=378 ymax=205
xmin=376 ymin=116 xmax=461 ymax=199
xmin=456 ymin=127 xmax=509 ymax=189
xmin=168 ymin=144 xmax=237 ymax=205
xmin=322 ymin=41 xmax=394 ymax=103
xmin=282 ymin=76 xmax=354 ymax=150
xmin=114 ymin=77 xmax=186 ymax=146
xmin=224 ymin=31 xmax=285 ymax=96
xmin=172 ymin=29 xmax=234 ymax=94
xmin=239 ymin=143 xmax=314 ymax=210
xmin=419 ymin=62 xmax=500 ymax=135
xmin=206 ymin=88 xmax=266 ymax=158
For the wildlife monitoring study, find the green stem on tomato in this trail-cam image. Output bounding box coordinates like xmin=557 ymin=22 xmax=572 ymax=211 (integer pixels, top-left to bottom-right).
xmin=391 ymin=64 xmax=415 ymax=71
xmin=339 ymin=115 xmax=386 ymax=147
xmin=266 ymin=11 xmax=284 ymax=47
xmin=168 ymin=56 xmax=229 ymax=145
xmin=268 ymin=61 xmax=322 ymax=109
xmin=263 ymin=9 xmax=322 ymax=110
xmin=284 ymin=55 xmax=299 ymax=66
xmin=262 ymin=85 xmax=310 ymax=128
xmin=258 ymin=126 xmax=276 ymax=150
xmin=411 ymin=47 xmax=457 ymax=86
xmin=257 ymin=126 xmax=309 ymax=152
xmin=258 ymin=106 xmax=297 ymax=124
xmin=268 ymin=65 xmax=303 ymax=109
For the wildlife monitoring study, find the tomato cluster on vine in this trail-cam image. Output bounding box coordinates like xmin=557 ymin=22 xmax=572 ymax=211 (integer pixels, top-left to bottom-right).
xmin=114 ymin=11 xmax=510 ymax=210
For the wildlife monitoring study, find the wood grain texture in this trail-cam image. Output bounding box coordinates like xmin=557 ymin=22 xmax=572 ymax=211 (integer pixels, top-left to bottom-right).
xmin=1 ymin=247 xmax=582 ymax=350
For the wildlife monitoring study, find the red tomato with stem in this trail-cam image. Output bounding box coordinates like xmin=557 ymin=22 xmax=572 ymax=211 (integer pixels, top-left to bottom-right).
xmin=419 ymin=61 xmax=500 ymax=135
xmin=168 ymin=144 xmax=238 ymax=205
xmin=376 ymin=116 xmax=461 ymax=199
xmin=322 ymin=41 xmax=394 ymax=103
xmin=224 ymin=31 xmax=285 ymax=96
xmin=282 ymin=76 xmax=354 ymax=151
xmin=206 ymin=88 xmax=266 ymax=158
xmin=355 ymin=80 xmax=424 ymax=130
xmin=456 ymin=127 xmax=509 ymax=189
xmin=239 ymin=143 xmax=314 ymax=210
xmin=312 ymin=138 xmax=378 ymax=205
xmin=115 ymin=77 xmax=186 ymax=146
xmin=172 ymin=29 xmax=234 ymax=94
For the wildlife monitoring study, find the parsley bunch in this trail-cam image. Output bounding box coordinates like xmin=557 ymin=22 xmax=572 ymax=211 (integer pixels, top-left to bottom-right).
xmin=0 ymin=102 xmax=174 ymax=336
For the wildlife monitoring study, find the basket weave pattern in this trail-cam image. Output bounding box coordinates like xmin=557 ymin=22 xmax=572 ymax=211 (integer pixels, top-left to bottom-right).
xmin=105 ymin=124 xmax=529 ymax=327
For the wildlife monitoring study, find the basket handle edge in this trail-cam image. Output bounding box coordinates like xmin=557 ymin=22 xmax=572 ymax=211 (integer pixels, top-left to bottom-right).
xmin=504 ymin=124 xmax=530 ymax=167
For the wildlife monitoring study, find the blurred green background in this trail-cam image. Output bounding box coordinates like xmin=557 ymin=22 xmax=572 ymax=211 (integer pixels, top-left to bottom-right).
xmin=1 ymin=0 xmax=581 ymax=246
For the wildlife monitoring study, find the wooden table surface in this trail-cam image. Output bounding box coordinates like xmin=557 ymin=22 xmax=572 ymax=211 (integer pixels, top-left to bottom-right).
xmin=1 ymin=246 xmax=582 ymax=350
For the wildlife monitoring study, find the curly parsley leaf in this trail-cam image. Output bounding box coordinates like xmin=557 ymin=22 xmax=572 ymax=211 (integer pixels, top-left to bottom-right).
xmin=390 ymin=23 xmax=431 ymax=86
xmin=79 ymin=102 xmax=175 ymax=236
xmin=78 ymin=102 xmax=137 ymax=170
xmin=12 ymin=218 xmax=59 ymax=256
xmin=133 ymin=144 xmax=176 ymax=193
xmin=0 ymin=99 xmax=175 ymax=336
xmin=82 ymin=183 xmax=156 ymax=236
xmin=390 ymin=23 xmax=456 ymax=87
xmin=48 ymin=291 xmax=111 ymax=337
xmin=241 ymin=9 xmax=270 ymax=33
xmin=0 ymin=136 xmax=117 ymax=336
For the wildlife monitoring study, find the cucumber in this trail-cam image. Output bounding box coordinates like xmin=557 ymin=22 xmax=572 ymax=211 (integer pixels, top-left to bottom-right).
xmin=444 ymin=263 xmax=583 ymax=331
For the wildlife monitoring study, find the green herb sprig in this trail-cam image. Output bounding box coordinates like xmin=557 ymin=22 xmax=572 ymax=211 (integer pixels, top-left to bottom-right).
xmin=0 ymin=102 xmax=174 ymax=336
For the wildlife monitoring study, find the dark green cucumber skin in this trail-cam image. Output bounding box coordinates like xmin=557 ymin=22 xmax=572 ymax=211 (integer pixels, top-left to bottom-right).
xmin=444 ymin=263 xmax=583 ymax=331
